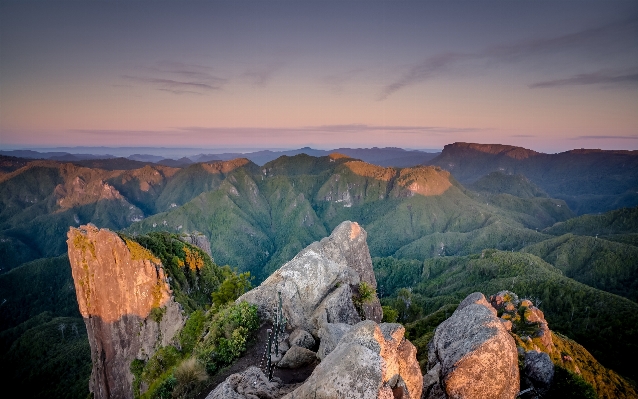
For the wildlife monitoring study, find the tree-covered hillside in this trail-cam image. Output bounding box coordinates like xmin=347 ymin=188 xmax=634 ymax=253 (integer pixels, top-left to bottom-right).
xmin=374 ymin=250 xmax=638 ymax=385
xmin=127 ymin=154 xmax=574 ymax=281
xmin=429 ymin=143 xmax=638 ymax=214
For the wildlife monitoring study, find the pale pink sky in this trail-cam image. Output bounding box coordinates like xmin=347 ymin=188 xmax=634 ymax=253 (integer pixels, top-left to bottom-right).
xmin=2 ymin=1 xmax=637 ymax=153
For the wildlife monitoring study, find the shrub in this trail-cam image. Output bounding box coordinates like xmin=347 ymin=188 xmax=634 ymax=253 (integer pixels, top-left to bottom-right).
xmin=194 ymin=301 xmax=259 ymax=373
xmin=142 ymin=373 xmax=176 ymax=399
xmin=178 ymin=310 xmax=206 ymax=353
xmin=172 ymin=357 xmax=207 ymax=399
xmin=142 ymin=346 xmax=181 ymax=385
xmin=358 ymin=282 xmax=376 ymax=304
xmin=545 ymin=366 xmax=597 ymax=399
xmin=381 ymin=306 xmax=399 ymax=323
xmin=174 ymin=357 xmax=207 ymax=385
xmin=211 ymin=271 xmax=252 ymax=307
xmin=149 ymin=307 xmax=166 ymax=324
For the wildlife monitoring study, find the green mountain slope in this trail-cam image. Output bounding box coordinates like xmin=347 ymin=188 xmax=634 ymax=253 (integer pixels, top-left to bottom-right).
xmin=0 ymin=313 xmax=91 ymax=399
xmin=0 ymin=162 xmax=181 ymax=269
xmin=429 ymin=143 xmax=638 ymax=214
xmin=522 ymin=234 xmax=638 ymax=302
xmin=545 ymin=206 xmax=638 ymax=237
xmin=154 ymin=159 xmax=259 ymax=212
xmin=469 ymin=171 xmax=549 ymax=198
xmin=127 ymin=154 xmax=573 ymax=280
xmin=0 ymin=255 xmax=79 ymax=331
xmin=375 ymin=250 xmax=638 ymax=383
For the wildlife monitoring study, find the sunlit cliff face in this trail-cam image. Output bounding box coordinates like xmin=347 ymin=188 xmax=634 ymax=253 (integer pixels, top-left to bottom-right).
xmin=67 ymin=224 xmax=171 ymax=322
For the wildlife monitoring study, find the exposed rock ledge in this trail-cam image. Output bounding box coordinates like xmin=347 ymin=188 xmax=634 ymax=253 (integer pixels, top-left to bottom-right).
xmin=283 ymin=321 xmax=423 ymax=399
xmin=238 ymin=220 xmax=382 ymax=335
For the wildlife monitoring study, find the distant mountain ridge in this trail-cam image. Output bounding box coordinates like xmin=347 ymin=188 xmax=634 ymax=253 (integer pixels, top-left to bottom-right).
xmin=429 ymin=142 xmax=638 ymax=214
xmin=125 ymin=153 xmax=572 ymax=281
xmin=1 ymin=146 xmax=441 ymax=168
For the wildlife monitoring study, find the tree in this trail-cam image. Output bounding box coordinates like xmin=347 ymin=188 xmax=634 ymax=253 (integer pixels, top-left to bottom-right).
xmin=211 ymin=272 xmax=252 ymax=307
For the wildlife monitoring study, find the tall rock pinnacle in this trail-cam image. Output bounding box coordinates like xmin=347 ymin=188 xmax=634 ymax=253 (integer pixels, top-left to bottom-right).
xmin=67 ymin=224 xmax=183 ymax=399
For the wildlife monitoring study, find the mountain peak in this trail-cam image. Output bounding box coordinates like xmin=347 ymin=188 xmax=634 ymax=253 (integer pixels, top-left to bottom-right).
xmin=328 ymin=152 xmax=351 ymax=160
xmin=444 ymin=142 xmax=540 ymax=159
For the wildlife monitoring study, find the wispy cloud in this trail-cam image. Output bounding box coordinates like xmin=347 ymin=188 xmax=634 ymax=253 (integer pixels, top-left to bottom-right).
xmin=300 ymin=124 xmax=485 ymax=134
xmin=510 ymin=135 xmax=535 ymax=138
xmin=379 ymin=53 xmax=472 ymax=100
xmin=571 ymin=135 xmax=638 ymax=140
xmin=322 ymin=68 xmax=364 ymax=93
xmin=529 ymin=69 xmax=638 ymax=88
xmin=141 ymin=61 xmax=218 ymax=80
xmin=241 ymin=63 xmax=284 ymax=87
xmin=65 ymin=124 xmax=491 ymax=148
xmin=179 ymin=124 xmax=487 ymax=137
xmin=71 ymin=129 xmax=179 ymax=137
xmin=379 ymin=16 xmax=638 ymax=100
xmin=120 ymin=61 xmax=227 ymax=95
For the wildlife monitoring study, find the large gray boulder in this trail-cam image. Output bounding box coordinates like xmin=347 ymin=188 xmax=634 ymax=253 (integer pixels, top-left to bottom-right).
xmin=283 ymin=320 xmax=423 ymax=399
xmin=316 ymin=322 xmax=353 ymax=360
xmin=238 ymin=221 xmax=382 ymax=335
xmin=424 ymin=292 xmax=519 ymax=399
xmin=522 ymin=350 xmax=554 ymax=395
xmin=277 ymin=345 xmax=317 ymax=369
xmin=206 ymin=367 xmax=279 ymax=399
xmin=288 ymin=328 xmax=316 ymax=350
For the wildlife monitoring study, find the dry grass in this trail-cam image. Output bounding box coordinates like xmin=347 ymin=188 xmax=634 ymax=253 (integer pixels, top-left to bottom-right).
xmin=174 ymin=357 xmax=208 ymax=386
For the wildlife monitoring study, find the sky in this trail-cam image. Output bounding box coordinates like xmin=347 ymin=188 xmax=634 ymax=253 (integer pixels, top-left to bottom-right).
xmin=1 ymin=0 xmax=637 ymax=153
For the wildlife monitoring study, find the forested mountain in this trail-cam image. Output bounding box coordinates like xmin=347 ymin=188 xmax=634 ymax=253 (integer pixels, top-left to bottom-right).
xmin=428 ymin=142 xmax=638 ymax=214
xmin=126 ymin=153 xmax=573 ymax=280
xmin=0 ymin=159 xmax=253 ymax=270
xmin=374 ymin=250 xmax=638 ymax=385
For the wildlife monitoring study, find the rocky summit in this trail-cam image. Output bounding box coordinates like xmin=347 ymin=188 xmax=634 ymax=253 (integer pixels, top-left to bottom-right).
xmin=64 ymin=219 xmax=638 ymax=399
xmin=214 ymin=221 xmax=422 ymax=399
xmin=238 ymin=220 xmax=383 ymax=335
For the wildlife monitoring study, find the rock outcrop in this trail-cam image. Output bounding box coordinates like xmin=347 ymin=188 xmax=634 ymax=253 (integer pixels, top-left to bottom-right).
xmin=489 ymin=291 xmax=556 ymax=397
xmin=206 ymin=367 xmax=298 ymax=399
xmin=424 ymin=292 xmax=519 ymax=399
xmin=283 ymin=321 xmax=423 ymax=399
xmin=277 ymin=346 xmax=317 ymax=369
xmin=316 ymin=322 xmax=353 ymax=360
xmin=181 ymin=232 xmax=213 ymax=258
xmin=209 ymin=221 xmax=421 ymax=399
xmin=522 ymin=350 xmax=554 ymax=396
xmin=288 ymin=328 xmax=316 ymax=350
xmin=67 ymin=224 xmax=184 ymax=399
xmin=238 ymin=221 xmax=382 ymax=335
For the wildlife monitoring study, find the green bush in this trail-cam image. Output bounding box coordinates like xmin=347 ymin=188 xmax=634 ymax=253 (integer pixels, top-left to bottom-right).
xmin=358 ymin=282 xmax=375 ymax=304
xmin=142 ymin=346 xmax=181 ymax=385
xmin=178 ymin=310 xmax=206 ymax=354
xmin=149 ymin=307 xmax=166 ymax=324
xmin=211 ymin=270 xmax=252 ymax=307
xmin=194 ymin=301 xmax=259 ymax=374
xmin=142 ymin=373 xmax=176 ymax=399
xmin=172 ymin=357 xmax=207 ymax=399
xmin=381 ymin=306 xmax=399 ymax=323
